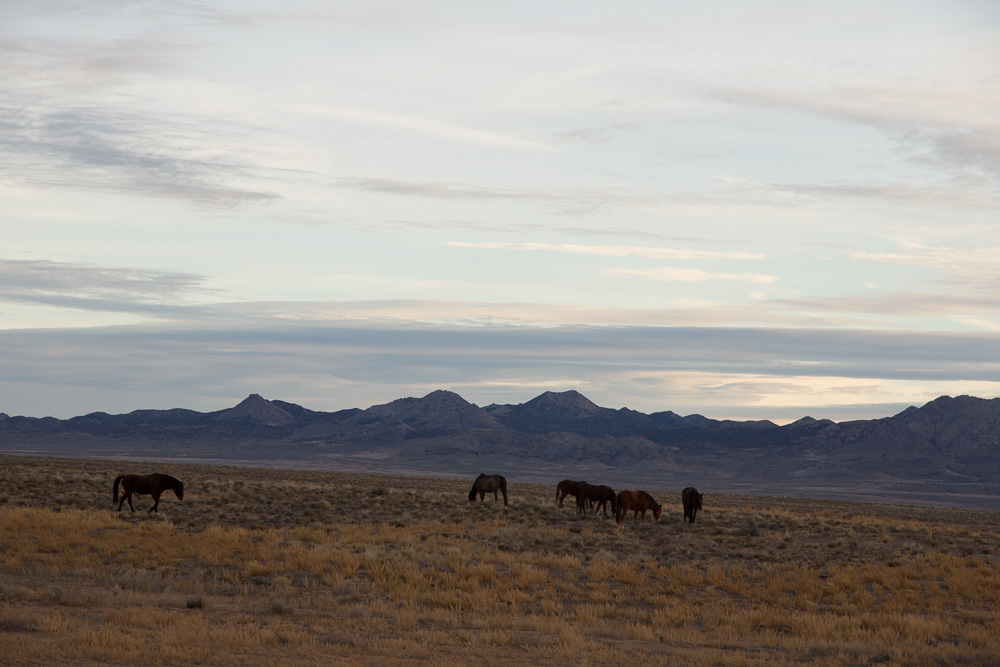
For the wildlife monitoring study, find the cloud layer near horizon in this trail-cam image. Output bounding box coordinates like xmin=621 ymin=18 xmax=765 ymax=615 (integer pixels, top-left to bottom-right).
xmin=2 ymin=1 xmax=999 ymax=422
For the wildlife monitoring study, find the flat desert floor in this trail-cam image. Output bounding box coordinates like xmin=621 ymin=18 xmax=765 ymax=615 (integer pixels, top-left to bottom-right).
xmin=2 ymin=455 xmax=1000 ymax=665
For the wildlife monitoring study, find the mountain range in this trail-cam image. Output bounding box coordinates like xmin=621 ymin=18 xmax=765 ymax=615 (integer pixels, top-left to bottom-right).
xmin=3 ymin=390 xmax=999 ymax=509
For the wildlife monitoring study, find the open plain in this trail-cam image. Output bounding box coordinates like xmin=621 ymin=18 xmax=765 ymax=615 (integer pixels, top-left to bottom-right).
xmin=2 ymin=454 xmax=1000 ymax=665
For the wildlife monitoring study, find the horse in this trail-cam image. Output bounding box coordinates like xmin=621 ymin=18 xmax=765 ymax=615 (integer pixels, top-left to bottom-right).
xmin=113 ymin=473 xmax=184 ymax=513
xmin=556 ymin=479 xmax=584 ymax=508
xmin=468 ymin=473 xmax=508 ymax=506
xmin=575 ymin=482 xmax=617 ymax=517
xmin=682 ymin=486 xmax=704 ymax=524
xmin=615 ymin=489 xmax=661 ymax=527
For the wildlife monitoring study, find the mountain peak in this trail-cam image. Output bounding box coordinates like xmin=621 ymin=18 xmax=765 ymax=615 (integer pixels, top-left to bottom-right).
xmin=421 ymin=389 xmax=474 ymax=406
xmin=526 ymin=390 xmax=600 ymax=416
xmin=218 ymin=394 xmax=295 ymax=426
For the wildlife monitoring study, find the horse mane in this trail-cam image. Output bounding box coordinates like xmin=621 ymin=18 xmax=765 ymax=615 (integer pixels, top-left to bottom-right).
xmin=157 ymin=473 xmax=183 ymax=487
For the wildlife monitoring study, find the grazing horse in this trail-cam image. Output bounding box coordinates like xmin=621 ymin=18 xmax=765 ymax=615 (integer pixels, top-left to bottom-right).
xmin=615 ymin=489 xmax=661 ymax=527
xmin=468 ymin=473 xmax=508 ymax=506
xmin=113 ymin=473 xmax=184 ymax=513
xmin=575 ymin=482 xmax=617 ymax=517
xmin=556 ymin=479 xmax=584 ymax=508
xmin=682 ymin=486 xmax=704 ymax=524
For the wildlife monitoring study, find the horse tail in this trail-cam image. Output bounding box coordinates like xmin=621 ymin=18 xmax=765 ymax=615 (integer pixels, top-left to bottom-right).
xmin=113 ymin=475 xmax=124 ymax=504
xmin=614 ymin=491 xmax=624 ymax=522
xmin=555 ymin=483 xmax=561 ymax=504
xmin=500 ymin=476 xmax=508 ymax=506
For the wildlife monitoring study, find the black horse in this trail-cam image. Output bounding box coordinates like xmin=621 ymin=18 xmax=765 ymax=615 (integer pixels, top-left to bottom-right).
xmin=556 ymin=479 xmax=584 ymax=508
xmin=113 ymin=473 xmax=184 ymax=513
xmin=682 ymin=486 xmax=704 ymax=523
xmin=575 ymin=482 xmax=617 ymax=517
xmin=468 ymin=473 xmax=508 ymax=506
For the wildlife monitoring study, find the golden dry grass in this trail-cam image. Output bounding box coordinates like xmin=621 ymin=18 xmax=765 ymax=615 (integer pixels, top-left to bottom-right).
xmin=2 ymin=454 xmax=1000 ymax=665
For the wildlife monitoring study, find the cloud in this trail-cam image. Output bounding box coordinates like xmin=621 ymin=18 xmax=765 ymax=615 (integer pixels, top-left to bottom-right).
xmin=0 ymin=11 xmax=279 ymax=207
xmin=338 ymin=177 xmax=742 ymax=215
xmin=609 ymin=267 xmax=778 ymax=284
xmin=2 ymin=319 xmax=999 ymax=419
xmin=339 ymin=177 xmax=644 ymax=214
xmin=0 ymin=103 xmax=280 ymax=206
xmin=551 ymin=122 xmax=640 ymax=144
xmin=447 ymin=241 xmax=764 ymax=260
xmin=853 ymin=239 xmax=1000 ymax=280
xmin=298 ymin=105 xmax=550 ymax=151
xmin=710 ymin=87 xmax=1000 ymax=208
xmin=0 ymin=258 xmax=212 ymax=315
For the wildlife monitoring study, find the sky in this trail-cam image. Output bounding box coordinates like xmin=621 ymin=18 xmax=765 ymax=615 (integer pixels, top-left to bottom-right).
xmin=2 ymin=1 xmax=1000 ymax=423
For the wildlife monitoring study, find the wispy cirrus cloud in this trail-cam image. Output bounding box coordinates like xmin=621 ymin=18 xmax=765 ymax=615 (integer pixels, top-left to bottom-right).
xmin=0 ymin=103 xmax=280 ymax=206
xmin=0 ymin=17 xmax=279 ymax=207
xmin=609 ymin=267 xmax=778 ymax=284
xmin=338 ymin=176 xmax=644 ymax=214
xmin=447 ymin=241 xmax=763 ymax=260
xmin=711 ymin=87 xmax=1000 ymax=208
xmin=298 ymin=104 xmax=550 ymax=151
xmin=0 ymin=258 xmax=212 ymax=315
xmin=854 ymin=239 xmax=1000 ymax=274
xmin=551 ymin=122 xmax=640 ymax=144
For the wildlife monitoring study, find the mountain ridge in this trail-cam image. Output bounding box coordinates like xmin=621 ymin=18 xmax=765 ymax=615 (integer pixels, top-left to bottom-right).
xmin=2 ymin=391 xmax=999 ymax=509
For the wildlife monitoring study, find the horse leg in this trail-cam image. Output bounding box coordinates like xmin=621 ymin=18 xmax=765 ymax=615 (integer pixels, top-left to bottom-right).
xmin=149 ymin=492 xmax=160 ymax=513
xmin=126 ymin=493 xmax=135 ymax=512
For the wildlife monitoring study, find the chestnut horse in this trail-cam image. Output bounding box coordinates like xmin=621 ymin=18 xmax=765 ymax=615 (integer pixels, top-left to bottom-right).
xmin=113 ymin=473 xmax=184 ymax=513
xmin=682 ymin=486 xmax=704 ymax=523
xmin=615 ymin=489 xmax=661 ymax=527
xmin=575 ymin=482 xmax=617 ymax=517
xmin=468 ymin=473 xmax=508 ymax=506
xmin=556 ymin=479 xmax=584 ymax=508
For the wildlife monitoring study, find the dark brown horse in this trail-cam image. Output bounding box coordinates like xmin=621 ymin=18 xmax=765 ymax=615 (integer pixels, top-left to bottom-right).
xmin=615 ymin=489 xmax=661 ymax=527
xmin=113 ymin=473 xmax=184 ymax=513
xmin=575 ymin=482 xmax=617 ymax=517
xmin=556 ymin=479 xmax=584 ymax=508
xmin=468 ymin=473 xmax=508 ymax=506
xmin=682 ymin=486 xmax=704 ymax=523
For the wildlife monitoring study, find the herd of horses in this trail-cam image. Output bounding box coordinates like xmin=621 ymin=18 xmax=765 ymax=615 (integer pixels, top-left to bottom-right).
xmin=109 ymin=469 xmax=703 ymax=529
xmin=479 ymin=474 xmax=704 ymax=528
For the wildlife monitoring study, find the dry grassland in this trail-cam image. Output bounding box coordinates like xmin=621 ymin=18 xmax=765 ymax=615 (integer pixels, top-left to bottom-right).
xmin=2 ymin=454 xmax=1000 ymax=665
